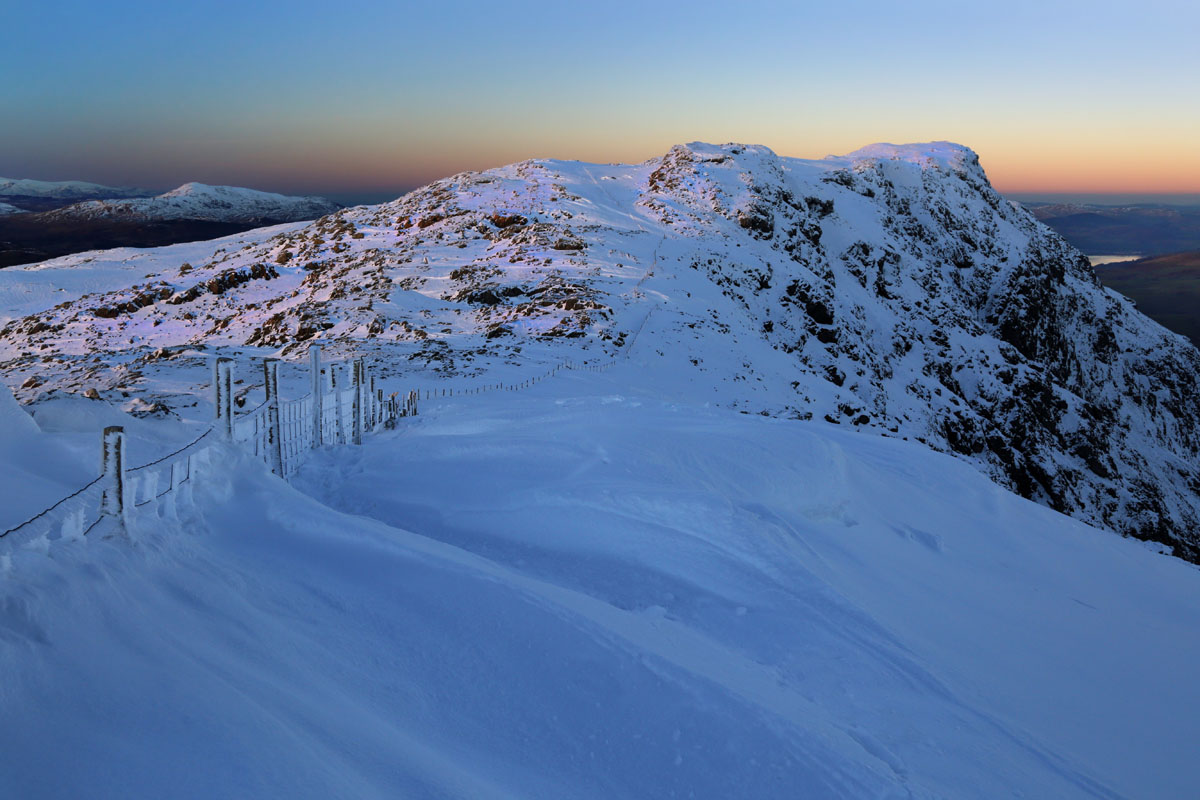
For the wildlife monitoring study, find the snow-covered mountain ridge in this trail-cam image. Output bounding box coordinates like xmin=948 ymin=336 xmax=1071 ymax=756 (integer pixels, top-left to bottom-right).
xmin=0 ymin=176 xmax=149 ymax=201
xmin=2 ymin=140 xmax=1199 ymax=559
xmin=41 ymin=182 xmax=341 ymax=223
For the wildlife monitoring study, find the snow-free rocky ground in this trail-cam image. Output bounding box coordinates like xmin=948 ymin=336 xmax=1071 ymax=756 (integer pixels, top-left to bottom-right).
xmin=2 ymin=142 xmax=1199 ymax=797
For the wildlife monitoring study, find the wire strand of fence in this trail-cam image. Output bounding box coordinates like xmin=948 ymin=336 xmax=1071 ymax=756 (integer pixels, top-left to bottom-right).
xmin=128 ymin=429 xmax=214 ymax=473
xmin=0 ymin=475 xmax=104 ymax=539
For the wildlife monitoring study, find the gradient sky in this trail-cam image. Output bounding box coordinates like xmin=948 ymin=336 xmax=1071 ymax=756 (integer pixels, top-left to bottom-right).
xmin=4 ymin=0 xmax=1199 ymax=202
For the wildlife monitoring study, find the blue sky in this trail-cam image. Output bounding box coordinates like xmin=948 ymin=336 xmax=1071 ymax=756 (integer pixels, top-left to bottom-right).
xmin=4 ymin=0 xmax=1198 ymax=200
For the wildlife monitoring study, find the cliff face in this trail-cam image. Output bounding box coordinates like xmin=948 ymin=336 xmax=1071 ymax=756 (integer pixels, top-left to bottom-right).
xmin=632 ymin=142 xmax=1200 ymax=558
xmin=3 ymin=141 xmax=1198 ymax=557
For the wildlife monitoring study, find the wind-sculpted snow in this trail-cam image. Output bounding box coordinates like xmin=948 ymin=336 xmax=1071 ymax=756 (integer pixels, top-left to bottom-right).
xmin=2 ymin=376 xmax=1198 ymax=798
xmin=2 ymin=141 xmax=1199 ymax=558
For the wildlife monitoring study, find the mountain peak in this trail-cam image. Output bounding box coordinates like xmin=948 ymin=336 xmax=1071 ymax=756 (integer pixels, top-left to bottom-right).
xmin=839 ymin=141 xmax=985 ymax=180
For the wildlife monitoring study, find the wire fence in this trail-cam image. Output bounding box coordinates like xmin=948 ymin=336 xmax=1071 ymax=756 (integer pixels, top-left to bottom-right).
xmin=1 ymin=310 xmax=654 ymax=565
xmin=0 ymin=351 xmax=411 ymax=560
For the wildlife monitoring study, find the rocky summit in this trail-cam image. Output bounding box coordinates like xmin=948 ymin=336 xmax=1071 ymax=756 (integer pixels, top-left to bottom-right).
xmin=3 ymin=141 xmax=1198 ymax=559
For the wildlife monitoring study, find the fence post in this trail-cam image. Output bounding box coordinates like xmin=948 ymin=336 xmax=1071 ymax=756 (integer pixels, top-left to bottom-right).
xmin=364 ymin=366 xmax=372 ymax=429
xmin=263 ymin=359 xmax=283 ymax=475
xmin=310 ymin=345 xmax=323 ymax=448
xmin=216 ymin=358 xmax=234 ymax=439
xmin=351 ymin=360 xmax=363 ymax=445
xmin=212 ymin=358 xmax=220 ymax=422
xmin=101 ymin=426 xmax=126 ymax=522
xmin=369 ymin=375 xmax=377 ymax=428
xmin=333 ymin=363 xmax=347 ymax=444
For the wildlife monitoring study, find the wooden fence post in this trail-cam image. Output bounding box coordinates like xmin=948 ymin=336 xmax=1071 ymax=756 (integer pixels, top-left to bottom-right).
xmin=369 ymin=375 xmax=377 ymax=428
xmin=101 ymin=426 xmax=126 ymax=522
xmin=211 ymin=358 xmax=220 ymax=422
xmin=351 ymin=360 xmax=363 ymax=445
xmin=310 ymin=345 xmax=323 ymax=448
xmin=263 ymin=359 xmax=283 ymax=475
xmin=216 ymin=358 xmax=234 ymax=439
xmin=333 ymin=363 xmax=346 ymax=444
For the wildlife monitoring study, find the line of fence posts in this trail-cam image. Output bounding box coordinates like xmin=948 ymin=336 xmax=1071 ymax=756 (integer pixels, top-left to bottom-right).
xmin=90 ymin=326 xmax=642 ymax=531
xmin=5 ymin=350 xmax=431 ymax=548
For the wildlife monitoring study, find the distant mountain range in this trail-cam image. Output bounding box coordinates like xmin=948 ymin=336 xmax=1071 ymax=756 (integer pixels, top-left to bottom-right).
xmin=40 ymin=182 xmax=341 ymax=224
xmin=0 ymin=177 xmax=151 ymax=209
xmin=1022 ymin=201 xmax=1200 ymax=256
xmin=0 ymin=179 xmax=341 ymax=267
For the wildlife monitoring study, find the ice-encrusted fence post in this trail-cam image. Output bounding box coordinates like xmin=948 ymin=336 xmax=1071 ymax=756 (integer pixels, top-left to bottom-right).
xmin=100 ymin=426 xmax=126 ymax=522
xmin=363 ymin=365 xmax=372 ymax=429
xmin=212 ymin=358 xmax=220 ymax=421
xmin=216 ymin=357 xmax=234 ymax=440
xmin=263 ymin=359 xmax=283 ymax=475
xmin=351 ymin=360 xmax=363 ymax=445
xmin=310 ymin=345 xmax=323 ymax=448
xmin=333 ymin=363 xmax=347 ymax=445
xmin=369 ymin=374 xmax=377 ymax=428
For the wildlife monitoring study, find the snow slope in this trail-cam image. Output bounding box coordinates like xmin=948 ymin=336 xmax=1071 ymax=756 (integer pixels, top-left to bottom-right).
xmin=3 ymin=140 xmax=1199 ymax=561
xmin=0 ymin=201 xmax=22 ymax=215
xmin=42 ymin=182 xmax=341 ymax=224
xmin=0 ymin=222 xmax=307 ymax=325
xmin=1 ymin=363 xmax=1197 ymax=799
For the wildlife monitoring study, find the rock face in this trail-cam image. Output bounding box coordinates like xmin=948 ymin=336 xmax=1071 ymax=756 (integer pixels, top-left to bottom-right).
xmin=3 ymin=141 xmax=1199 ymax=559
xmin=635 ymin=143 xmax=1200 ymax=558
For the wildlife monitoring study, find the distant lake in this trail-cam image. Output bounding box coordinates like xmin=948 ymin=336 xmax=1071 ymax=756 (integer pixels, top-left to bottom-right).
xmin=1089 ymin=255 xmax=1141 ymax=266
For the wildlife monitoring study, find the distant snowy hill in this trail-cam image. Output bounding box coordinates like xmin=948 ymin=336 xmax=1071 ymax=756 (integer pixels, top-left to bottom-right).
xmin=0 ymin=176 xmax=150 ymax=202
xmin=3 ymin=141 xmax=1200 ymax=561
xmin=0 ymin=201 xmax=23 ymax=215
xmin=43 ymin=182 xmax=342 ymax=224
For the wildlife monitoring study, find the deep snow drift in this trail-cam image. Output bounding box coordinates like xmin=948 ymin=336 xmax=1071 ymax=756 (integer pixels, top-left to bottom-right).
xmin=1 ymin=361 xmax=1198 ymax=799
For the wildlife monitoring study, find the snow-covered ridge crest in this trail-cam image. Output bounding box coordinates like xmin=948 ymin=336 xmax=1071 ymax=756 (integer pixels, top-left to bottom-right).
xmin=840 ymin=140 xmax=985 ymax=174
xmin=3 ymin=140 xmax=1200 ymax=560
xmin=42 ymin=182 xmax=341 ymax=224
